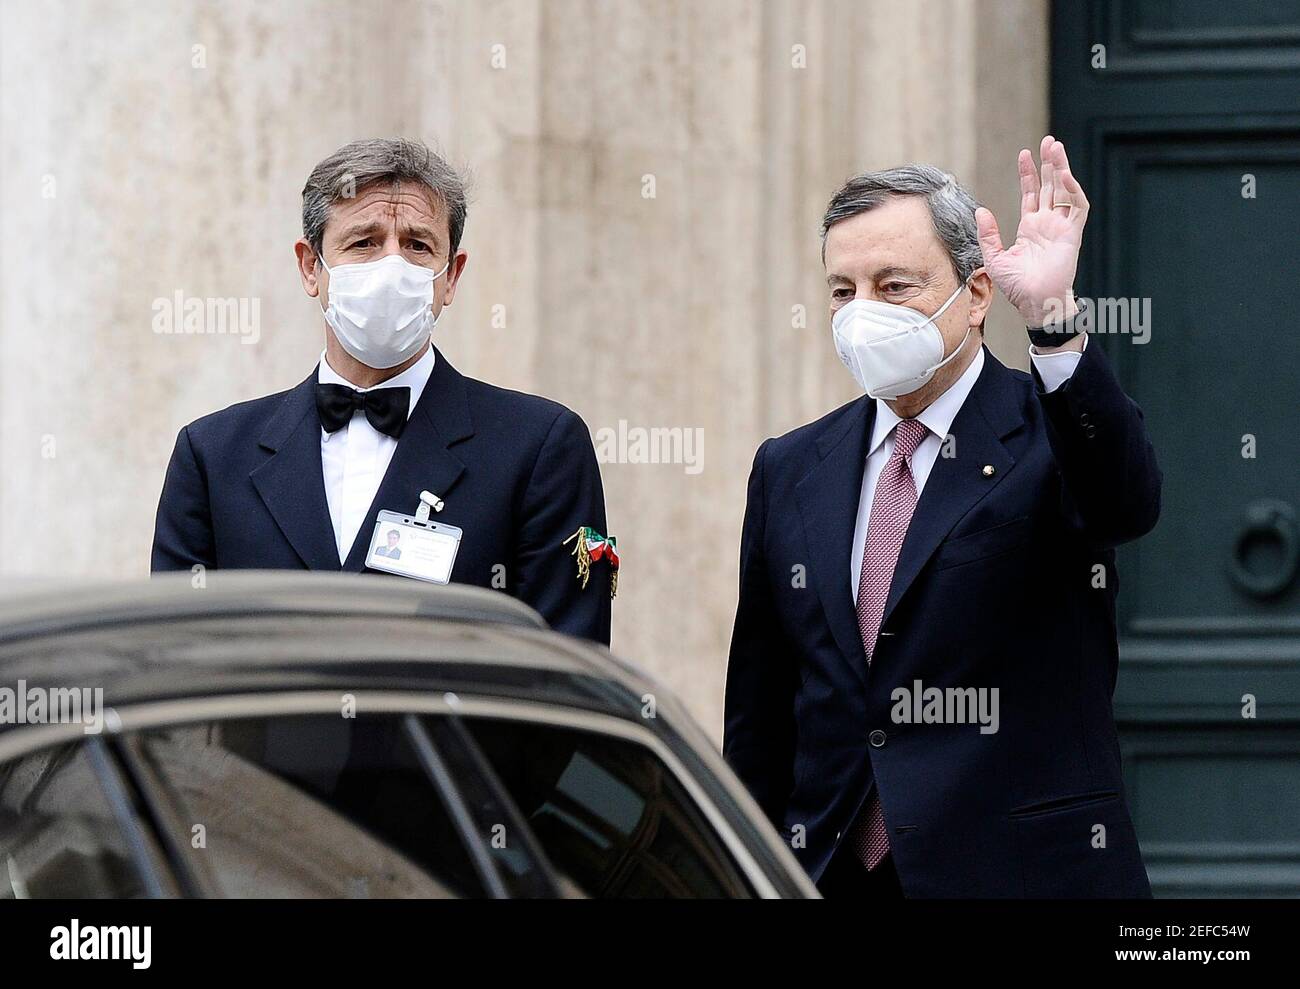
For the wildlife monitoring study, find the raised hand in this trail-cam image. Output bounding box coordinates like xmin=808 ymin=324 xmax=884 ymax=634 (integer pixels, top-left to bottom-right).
xmin=975 ymin=135 xmax=1088 ymax=328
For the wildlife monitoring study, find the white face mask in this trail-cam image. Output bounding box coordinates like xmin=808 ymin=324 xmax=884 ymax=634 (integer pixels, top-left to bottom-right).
xmin=831 ymin=280 xmax=972 ymax=399
xmin=317 ymin=252 xmax=449 ymax=369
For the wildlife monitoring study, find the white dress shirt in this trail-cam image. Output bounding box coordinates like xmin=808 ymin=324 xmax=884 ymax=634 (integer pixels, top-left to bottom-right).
xmin=849 ymin=337 xmax=1085 ymax=599
xmin=318 ymin=346 xmax=436 ymax=563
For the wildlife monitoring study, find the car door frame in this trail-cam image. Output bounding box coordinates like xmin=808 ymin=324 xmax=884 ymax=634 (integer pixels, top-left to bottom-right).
xmin=0 ymin=689 xmax=794 ymax=898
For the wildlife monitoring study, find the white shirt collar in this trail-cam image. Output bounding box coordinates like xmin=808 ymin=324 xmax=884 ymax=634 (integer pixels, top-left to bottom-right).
xmin=868 ymin=344 xmax=986 ymax=456
xmin=316 ymin=344 xmax=436 ymax=422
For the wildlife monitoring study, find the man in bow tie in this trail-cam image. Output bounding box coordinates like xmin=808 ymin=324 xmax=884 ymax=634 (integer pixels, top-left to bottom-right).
xmin=151 ymin=138 xmax=613 ymax=644
xmin=724 ymin=138 xmax=1161 ymax=897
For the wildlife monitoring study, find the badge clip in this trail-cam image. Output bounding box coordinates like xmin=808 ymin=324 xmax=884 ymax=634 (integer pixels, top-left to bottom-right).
xmin=415 ymin=490 xmax=445 ymax=522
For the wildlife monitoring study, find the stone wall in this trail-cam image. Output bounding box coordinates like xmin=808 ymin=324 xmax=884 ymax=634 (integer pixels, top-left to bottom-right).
xmin=0 ymin=0 xmax=1047 ymax=741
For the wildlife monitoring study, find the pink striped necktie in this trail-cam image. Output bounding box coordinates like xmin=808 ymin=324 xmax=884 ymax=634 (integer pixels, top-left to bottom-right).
xmin=849 ymin=417 xmax=928 ymax=871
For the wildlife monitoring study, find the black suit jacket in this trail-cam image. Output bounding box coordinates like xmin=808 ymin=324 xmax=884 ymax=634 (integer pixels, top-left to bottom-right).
xmin=152 ymin=348 xmax=612 ymax=644
xmin=724 ymin=341 xmax=1160 ymax=897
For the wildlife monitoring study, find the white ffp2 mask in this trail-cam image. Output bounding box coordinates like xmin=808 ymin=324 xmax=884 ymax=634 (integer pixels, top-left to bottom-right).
xmin=831 ymin=281 xmax=972 ymax=399
xmin=318 ymin=252 xmax=449 ymax=369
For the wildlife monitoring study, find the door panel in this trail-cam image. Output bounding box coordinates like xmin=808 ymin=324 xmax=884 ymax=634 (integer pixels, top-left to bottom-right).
xmin=1052 ymin=0 xmax=1300 ymax=897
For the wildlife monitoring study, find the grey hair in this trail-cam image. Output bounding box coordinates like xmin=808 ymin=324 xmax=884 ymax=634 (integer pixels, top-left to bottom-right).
xmin=302 ymin=138 xmax=469 ymax=257
xmin=820 ymin=164 xmax=983 ymax=283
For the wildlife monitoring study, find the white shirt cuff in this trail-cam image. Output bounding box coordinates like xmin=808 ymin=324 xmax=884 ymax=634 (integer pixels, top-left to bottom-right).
xmin=1029 ymin=333 xmax=1087 ymax=393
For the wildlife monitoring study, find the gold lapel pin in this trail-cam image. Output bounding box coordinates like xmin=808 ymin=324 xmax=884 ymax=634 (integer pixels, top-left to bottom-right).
xmin=982 ymin=465 xmax=995 ymax=477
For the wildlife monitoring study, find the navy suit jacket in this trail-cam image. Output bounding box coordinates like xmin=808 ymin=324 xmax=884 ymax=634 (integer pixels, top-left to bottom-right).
xmin=724 ymin=341 xmax=1160 ymax=897
xmin=152 ymin=348 xmax=612 ymax=645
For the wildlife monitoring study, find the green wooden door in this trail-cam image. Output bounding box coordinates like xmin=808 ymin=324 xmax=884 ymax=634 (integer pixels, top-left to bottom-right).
xmin=1052 ymin=0 xmax=1300 ymax=897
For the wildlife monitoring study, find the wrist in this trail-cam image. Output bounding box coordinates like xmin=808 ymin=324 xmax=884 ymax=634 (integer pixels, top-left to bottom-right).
xmin=1020 ymin=290 xmax=1080 ymax=329
xmin=1030 ymin=333 xmax=1086 ymax=356
xmin=1026 ymin=301 xmax=1086 ymax=349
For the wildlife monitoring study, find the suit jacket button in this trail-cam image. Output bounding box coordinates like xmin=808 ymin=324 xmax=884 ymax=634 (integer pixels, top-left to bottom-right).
xmin=1079 ymin=412 xmax=1091 ymax=426
xmin=1085 ymin=424 xmax=1098 ymax=438
xmin=869 ymin=730 xmax=887 ymax=748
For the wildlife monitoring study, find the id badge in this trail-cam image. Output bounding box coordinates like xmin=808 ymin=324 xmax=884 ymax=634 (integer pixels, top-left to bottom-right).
xmin=365 ymin=510 xmax=462 ymax=584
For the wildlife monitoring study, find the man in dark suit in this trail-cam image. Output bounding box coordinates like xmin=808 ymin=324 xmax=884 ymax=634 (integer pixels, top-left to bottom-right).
xmin=375 ymin=530 xmax=402 ymax=560
xmin=152 ymin=138 xmax=612 ymax=644
xmin=724 ymin=137 xmax=1160 ymax=897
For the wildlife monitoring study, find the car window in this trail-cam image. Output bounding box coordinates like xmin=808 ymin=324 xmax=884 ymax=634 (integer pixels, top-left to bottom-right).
xmin=137 ymin=715 xmax=484 ymax=898
xmin=0 ymin=742 xmax=168 ymax=898
xmin=460 ymin=717 xmax=754 ymax=898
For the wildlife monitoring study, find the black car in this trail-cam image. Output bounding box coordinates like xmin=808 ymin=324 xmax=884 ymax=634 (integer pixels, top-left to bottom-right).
xmin=0 ymin=573 xmax=816 ymax=899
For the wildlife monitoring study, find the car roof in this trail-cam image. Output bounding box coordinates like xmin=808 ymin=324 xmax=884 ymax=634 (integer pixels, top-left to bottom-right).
xmin=0 ymin=572 xmax=678 ymax=724
xmin=0 ymin=571 xmax=546 ymax=636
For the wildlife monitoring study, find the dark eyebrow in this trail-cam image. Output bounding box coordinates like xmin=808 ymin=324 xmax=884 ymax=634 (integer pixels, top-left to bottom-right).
xmin=331 ymin=219 xmax=443 ymax=249
xmin=873 ymin=265 xmax=927 ymax=282
xmin=397 ymin=220 xmax=440 ymax=244
xmin=826 ymin=265 xmax=927 ymax=286
xmin=333 ymin=220 xmax=386 ymax=244
xmin=395 ymin=222 xmax=441 ymax=250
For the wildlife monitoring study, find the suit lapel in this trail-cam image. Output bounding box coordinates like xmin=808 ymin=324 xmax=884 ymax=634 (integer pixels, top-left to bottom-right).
xmin=795 ymin=397 xmax=875 ymax=689
xmin=341 ymin=348 xmax=474 ymax=571
xmin=880 ymin=348 xmax=1024 ymax=627
xmin=249 ymin=371 xmax=341 ymax=571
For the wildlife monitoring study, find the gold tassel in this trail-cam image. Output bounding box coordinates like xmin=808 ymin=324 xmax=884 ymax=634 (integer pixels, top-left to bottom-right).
xmin=563 ymin=527 xmax=592 ymax=589
xmin=609 ymin=567 xmax=618 ymax=599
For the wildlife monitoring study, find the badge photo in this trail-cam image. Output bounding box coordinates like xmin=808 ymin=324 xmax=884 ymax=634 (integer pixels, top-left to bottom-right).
xmin=365 ymin=508 xmax=462 ymax=584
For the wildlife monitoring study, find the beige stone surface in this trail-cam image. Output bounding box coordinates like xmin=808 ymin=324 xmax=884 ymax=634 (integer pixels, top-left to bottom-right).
xmin=0 ymin=0 xmax=1047 ymax=743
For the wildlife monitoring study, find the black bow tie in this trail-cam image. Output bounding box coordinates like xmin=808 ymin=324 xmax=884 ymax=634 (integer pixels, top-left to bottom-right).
xmin=315 ymin=383 xmax=410 ymax=438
